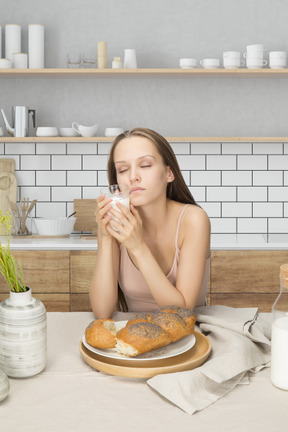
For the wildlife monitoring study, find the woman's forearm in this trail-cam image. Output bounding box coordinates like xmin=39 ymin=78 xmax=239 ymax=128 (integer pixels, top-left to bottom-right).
xmin=129 ymin=243 xmax=187 ymax=308
xmin=89 ymin=236 xmax=119 ymax=318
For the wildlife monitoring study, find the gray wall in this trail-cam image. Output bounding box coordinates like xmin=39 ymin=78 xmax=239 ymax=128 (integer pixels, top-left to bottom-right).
xmin=1 ymin=0 xmax=288 ymax=136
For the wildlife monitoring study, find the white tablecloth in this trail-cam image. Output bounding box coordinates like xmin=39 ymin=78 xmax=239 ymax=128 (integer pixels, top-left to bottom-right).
xmin=1 ymin=312 xmax=288 ymax=432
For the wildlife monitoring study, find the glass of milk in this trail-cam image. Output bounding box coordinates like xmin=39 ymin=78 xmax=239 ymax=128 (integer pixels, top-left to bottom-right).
xmin=101 ymin=184 xmax=130 ymax=231
xmin=271 ymin=263 xmax=288 ymax=390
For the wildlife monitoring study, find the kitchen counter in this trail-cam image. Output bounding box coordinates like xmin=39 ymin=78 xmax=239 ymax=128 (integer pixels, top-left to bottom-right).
xmin=6 ymin=233 xmax=288 ymax=250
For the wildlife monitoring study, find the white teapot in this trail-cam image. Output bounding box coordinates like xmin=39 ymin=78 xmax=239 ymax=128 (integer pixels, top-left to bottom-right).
xmin=72 ymin=122 xmax=98 ymax=137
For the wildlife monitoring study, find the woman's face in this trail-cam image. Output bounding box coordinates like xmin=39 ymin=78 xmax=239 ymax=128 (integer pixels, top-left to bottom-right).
xmin=113 ymin=136 xmax=174 ymax=206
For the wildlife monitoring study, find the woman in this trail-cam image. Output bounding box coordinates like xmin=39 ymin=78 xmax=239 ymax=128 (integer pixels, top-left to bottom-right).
xmin=89 ymin=128 xmax=210 ymax=318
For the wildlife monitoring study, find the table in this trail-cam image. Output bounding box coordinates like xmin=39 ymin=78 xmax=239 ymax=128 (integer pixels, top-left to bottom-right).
xmin=1 ymin=312 xmax=288 ymax=432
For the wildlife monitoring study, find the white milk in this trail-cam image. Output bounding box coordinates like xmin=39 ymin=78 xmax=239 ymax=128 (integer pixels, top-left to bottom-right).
xmin=271 ymin=315 xmax=288 ymax=390
xmin=110 ymin=195 xmax=130 ymax=231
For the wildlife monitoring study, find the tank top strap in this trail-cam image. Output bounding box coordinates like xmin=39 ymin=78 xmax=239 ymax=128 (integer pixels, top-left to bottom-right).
xmin=174 ymin=204 xmax=190 ymax=250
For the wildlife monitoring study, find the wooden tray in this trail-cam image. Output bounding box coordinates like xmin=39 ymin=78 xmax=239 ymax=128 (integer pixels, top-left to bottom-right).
xmin=79 ymin=331 xmax=211 ymax=378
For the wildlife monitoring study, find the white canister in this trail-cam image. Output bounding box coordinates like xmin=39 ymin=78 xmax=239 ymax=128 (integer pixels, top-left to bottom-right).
xmin=124 ymin=49 xmax=137 ymax=68
xmin=28 ymin=24 xmax=44 ymax=68
xmin=112 ymin=57 xmax=122 ymax=69
xmin=5 ymin=24 xmax=21 ymax=62
xmin=0 ymin=59 xmax=12 ymax=69
xmin=0 ymin=25 xmax=2 ymax=58
xmin=12 ymin=53 xmax=28 ymax=69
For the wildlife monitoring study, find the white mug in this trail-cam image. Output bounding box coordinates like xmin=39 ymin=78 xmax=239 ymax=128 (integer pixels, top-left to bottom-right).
xmin=223 ymin=51 xmax=241 ymax=59
xmin=0 ymin=126 xmax=4 ymax=137
xmin=0 ymin=58 xmax=12 ymax=68
xmin=269 ymin=51 xmax=286 ymax=59
xmin=200 ymin=58 xmax=220 ymax=69
xmin=223 ymin=58 xmax=245 ymax=69
xmin=123 ymin=49 xmax=137 ymax=68
xmin=12 ymin=53 xmax=28 ymax=69
xmin=246 ymin=44 xmax=266 ymax=53
xmin=244 ymin=51 xmax=264 ymax=59
xmin=180 ymin=58 xmax=197 ymax=69
xmin=246 ymin=59 xmax=267 ymax=69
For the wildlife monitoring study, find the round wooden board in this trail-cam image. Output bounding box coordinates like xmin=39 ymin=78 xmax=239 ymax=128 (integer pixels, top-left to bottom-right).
xmin=79 ymin=331 xmax=211 ymax=379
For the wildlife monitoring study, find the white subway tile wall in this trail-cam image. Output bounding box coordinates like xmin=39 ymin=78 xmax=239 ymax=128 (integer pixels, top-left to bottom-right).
xmin=2 ymin=140 xmax=287 ymax=233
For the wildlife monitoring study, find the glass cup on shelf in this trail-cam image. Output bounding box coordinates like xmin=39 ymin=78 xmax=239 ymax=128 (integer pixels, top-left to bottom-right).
xmin=67 ymin=51 xmax=82 ymax=68
xmin=82 ymin=51 xmax=97 ymax=68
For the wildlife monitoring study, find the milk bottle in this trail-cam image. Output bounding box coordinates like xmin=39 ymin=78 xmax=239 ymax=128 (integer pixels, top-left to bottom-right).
xmin=271 ymin=263 xmax=288 ymax=390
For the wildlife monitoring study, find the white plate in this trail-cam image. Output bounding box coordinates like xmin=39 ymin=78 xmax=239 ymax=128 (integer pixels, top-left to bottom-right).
xmin=82 ymin=320 xmax=196 ymax=361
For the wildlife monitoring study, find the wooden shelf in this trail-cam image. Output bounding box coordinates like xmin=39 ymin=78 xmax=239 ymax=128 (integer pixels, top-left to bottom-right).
xmin=1 ymin=68 xmax=288 ymax=78
xmin=1 ymin=137 xmax=288 ymax=143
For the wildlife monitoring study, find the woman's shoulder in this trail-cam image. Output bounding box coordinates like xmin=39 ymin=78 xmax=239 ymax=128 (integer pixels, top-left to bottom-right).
xmin=175 ymin=203 xmax=210 ymax=235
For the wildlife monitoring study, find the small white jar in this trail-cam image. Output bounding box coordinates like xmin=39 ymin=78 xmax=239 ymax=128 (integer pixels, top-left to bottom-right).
xmin=112 ymin=57 xmax=122 ymax=69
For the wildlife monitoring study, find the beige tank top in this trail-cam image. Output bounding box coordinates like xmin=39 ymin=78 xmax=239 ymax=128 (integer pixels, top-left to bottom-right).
xmin=118 ymin=205 xmax=210 ymax=312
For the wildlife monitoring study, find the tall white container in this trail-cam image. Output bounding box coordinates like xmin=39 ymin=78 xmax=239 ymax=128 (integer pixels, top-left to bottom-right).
xmin=28 ymin=24 xmax=44 ymax=69
xmin=5 ymin=24 xmax=21 ymax=62
xmin=0 ymin=25 xmax=2 ymax=58
xmin=271 ymin=263 xmax=288 ymax=390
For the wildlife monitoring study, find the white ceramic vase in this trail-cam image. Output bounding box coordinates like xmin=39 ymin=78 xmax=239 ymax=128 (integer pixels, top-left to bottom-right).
xmin=0 ymin=288 xmax=47 ymax=378
xmin=0 ymin=368 xmax=9 ymax=401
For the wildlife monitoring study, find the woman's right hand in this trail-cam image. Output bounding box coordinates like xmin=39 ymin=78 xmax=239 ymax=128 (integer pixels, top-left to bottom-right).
xmin=96 ymin=194 xmax=113 ymax=237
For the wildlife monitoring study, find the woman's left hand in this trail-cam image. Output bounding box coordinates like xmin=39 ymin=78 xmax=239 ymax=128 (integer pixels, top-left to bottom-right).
xmin=106 ymin=203 xmax=144 ymax=252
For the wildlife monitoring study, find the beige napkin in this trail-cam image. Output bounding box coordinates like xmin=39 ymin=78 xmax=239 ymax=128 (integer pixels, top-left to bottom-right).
xmin=147 ymin=305 xmax=271 ymax=414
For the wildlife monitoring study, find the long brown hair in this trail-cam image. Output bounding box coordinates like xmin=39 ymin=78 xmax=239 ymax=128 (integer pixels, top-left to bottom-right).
xmin=107 ymin=127 xmax=198 ymax=205
xmin=107 ymin=128 xmax=198 ymax=311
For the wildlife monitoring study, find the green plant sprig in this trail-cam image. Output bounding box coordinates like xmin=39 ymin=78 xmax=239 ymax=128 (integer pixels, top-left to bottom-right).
xmin=0 ymin=211 xmax=26 ymax=292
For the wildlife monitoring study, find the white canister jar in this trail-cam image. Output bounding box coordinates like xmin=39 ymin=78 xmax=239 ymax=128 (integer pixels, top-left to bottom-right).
xmin=112 ymin=57 xmax=122 ymax=69
xmin=12 ymin=53 xmax=28 ymax=69
xmin=5 ymin=24 xmax=21 ymax=61
xmin=0 ymin=288 xmax=47 ymax=378
xmin=28 ymin=24 xmax=44 ymax=68
xmin=123 ymin=49 xmax=137 ymax=68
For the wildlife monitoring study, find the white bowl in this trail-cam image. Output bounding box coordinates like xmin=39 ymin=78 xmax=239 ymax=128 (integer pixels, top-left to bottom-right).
xmin=104 ymin=127 xmax=124 ymax=137
xmin=36 ymin=127 xmax=58 ymax=137
xmin=33 ymin=217 xmax=76 ymax=236
xmin=59 ymin=127 xmax=80 ymax=137
xmin=179 ymin=58 xmax=197 ymax=69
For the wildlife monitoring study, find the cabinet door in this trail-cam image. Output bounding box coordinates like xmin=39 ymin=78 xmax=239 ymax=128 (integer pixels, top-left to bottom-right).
xmin=0 ymin=250 xmax=70 ymax=311
xmin=70 ymin=250 xmax=97 ymax=311
xmin=210 ymin=250 xmax=288 ymax=312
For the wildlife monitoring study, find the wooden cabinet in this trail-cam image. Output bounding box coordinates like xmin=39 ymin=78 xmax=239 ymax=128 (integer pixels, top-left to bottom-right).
xmin=0 ymin=251 xmax=70 ymax=311
xmin=209 ymin=250 xmax=288 ymax=312
xmin=70 ymin=250 xmax=97 ymax=312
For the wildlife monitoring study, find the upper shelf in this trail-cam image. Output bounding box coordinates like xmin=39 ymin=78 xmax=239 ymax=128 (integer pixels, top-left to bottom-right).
xmin=1 ymin=137 xmax=288 ymax=143
xmin=1 ymin=68 xmax=288 ymax=78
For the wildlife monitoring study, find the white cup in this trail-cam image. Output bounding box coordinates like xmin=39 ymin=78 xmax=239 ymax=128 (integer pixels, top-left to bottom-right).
xmin=12 ymin=53 xmax=28 ymax=68
xmin=223 ymin=51 xmax=241 ymax=59
xmin=223 ymin=58 xmax=245 ymax=69
xmin=100 ymin=184 xmax=130 ymax=232
xmin=246 ymin=44 xmax=266 ymax=53
xmin=179 ymin=58 xmax=197 ymax=69
xmin=269 ymin=51 xmax=286 ymax=69
xmin=0 ymin=126 xmax=4 ymax=137
xmin=0 ymin=58 xmax=12 ymax=68
xmin=244 ymin=51 xmax=264 ymax=59
xmin=200 ymin=58 xmax=220 ymax=69
xmin=246 ymin=58 xmax=267 ymax=69
xmin=123 ymin=49 xmax=137 ymax=68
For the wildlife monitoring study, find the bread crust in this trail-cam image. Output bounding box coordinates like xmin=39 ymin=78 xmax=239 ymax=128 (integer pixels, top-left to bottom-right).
xmin=151 ymin=311 xmax=194 ymax=342
xmin=85 ymin=319 xmax=117 ymax=349
xmin=159 ymin=306 xmax=196 ymax=328
xmin=116 ymin=322 xmax=171 ymax=356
